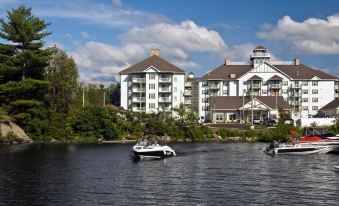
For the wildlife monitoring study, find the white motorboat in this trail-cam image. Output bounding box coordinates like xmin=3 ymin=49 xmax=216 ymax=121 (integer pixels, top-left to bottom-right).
xmin=264 ymin=140 xmax=332 ymax=155
xmin=131 ymin=138 xmax=176 ymax=160
xmin=334 ymin=166 xmax=339 ymax=172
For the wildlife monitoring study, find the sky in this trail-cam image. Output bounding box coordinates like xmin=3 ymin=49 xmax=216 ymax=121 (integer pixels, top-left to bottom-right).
xmin=1 ymin=0 xmax=339 ymax=84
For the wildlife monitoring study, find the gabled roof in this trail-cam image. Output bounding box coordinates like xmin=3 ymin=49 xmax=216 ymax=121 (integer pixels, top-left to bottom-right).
xmin=248 ymin=75 xmax=263 ymax=80
xmin=274 ymin=64 xmax=337 ymax=80
xmin=319 ymin=98 xmax=339 ymax=111
xmin=119 ymin=55 xmax=185 ymax=74
xmin=200 ymin=64 xmax=252 ymax=80
xmin=210 ymin=96 xmax=291 ymax=110
xmin=268 ymin=75 xmax=283 ymax=81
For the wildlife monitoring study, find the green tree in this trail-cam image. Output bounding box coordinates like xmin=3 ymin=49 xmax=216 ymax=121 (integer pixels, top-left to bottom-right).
xmin=278 ymin=106 xmax=291 ymax=123
xmin=45 ymin=47 xmax=79 ymax=113
xmin=0 ymin=5 xmax=53 ymax=127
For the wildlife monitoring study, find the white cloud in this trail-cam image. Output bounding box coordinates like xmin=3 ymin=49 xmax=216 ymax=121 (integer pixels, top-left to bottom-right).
xmin=257 ymin=14 xmax=339 ymax=54
xmin=72 ymin=20 xmax=229 ymax=83
xmin=33 ymin=0 xmax=170 ymax=28
xmin=80 ymin=32 xmax=90 ymax=39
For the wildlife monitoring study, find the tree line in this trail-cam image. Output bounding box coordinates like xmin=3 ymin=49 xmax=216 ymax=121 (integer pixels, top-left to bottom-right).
xmin=0 ymin=5 xmax=210 ymax=142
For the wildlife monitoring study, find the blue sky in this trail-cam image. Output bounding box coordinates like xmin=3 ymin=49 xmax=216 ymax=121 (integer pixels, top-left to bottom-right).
xmin=1 ymin=0 xmax=339 ymax=84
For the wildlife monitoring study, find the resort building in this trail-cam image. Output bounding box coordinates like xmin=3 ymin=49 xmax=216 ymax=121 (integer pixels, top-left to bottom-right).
xmin=319 ymin=98 xmax=339 ymax=118
xmin=119 ymin=50 xmax=185 ymax=113
xmin=195 ymin=46 xmax=338 ymax=122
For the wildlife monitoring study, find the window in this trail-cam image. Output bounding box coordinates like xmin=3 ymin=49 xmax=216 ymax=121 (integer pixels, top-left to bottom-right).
xmin=312 ymin=98 xmax=318 ymax=102
xmin=302 ymin=98 xmax=308 ymax=102
xmin=149 ymin=84 xmax=155 ymax=89
xmin=173 ymin=77 xmax=177 ymax=82
xmin=202 ymin=81 xmax=207 ymax=86
xmin=303 ymin=90 xmax=308 ymax=94
xmin=312 ymin=89 xmax=318 ymax=94
xmin=312 ymin=81 xmax=318 ymax=86
xmin=223 ymin=90 xmax=228 ymax=95
xmin=312 ymin=106 xmax=318 ymax=111
xmin=262 ymin=90 xmax=267 ymax=94
xmin=303 ymin=106 xmax=308 ymax=111
xmin=202 ymin=89 xmax=208 ymax=95
xmin=243 ymin=81 xmax=247 ymax=85
xmin=283 ymin=81 xmax=288 ymax=86
xmin=149 ymin=73 xmax=155 ymax=80
xmin=303 ymin=81 xmax=308 ymax=86
xmin=149 ymin=103 xmax=155 ymax=109
xmin=215 ymin=114 xmax=224 ymax=121
xmin=263 ymin=81 xmax=267 ymax=85
xmin=202 ymin=106 xmax=209 ymax=111
xmin=174 ymin=87 xmax=177 ymax=92
xmin=149 ymin=93 xmax=155 ymax=99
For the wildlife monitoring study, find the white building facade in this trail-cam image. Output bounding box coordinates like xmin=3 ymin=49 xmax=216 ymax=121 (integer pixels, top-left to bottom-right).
xmin=120 ymin=50 xmax=185 ymax=114
xmin=195 ymin=46 xmax=338 ymax=122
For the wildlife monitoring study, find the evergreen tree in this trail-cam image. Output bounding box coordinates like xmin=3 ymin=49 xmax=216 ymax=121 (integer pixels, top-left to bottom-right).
xmin=0 ymin=6 xmax=53 ymax=126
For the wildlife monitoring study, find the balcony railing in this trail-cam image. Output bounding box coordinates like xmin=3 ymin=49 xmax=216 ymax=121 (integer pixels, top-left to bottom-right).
xmin=291 ymin=101 xmax=301 ymax=106
xmin=270 ymin=84 xmax=281 ymax=89
xmin=159 ymin=106 xmax=171 ymax=111
xmin=184 ymin=99 xmax=192 ymax=104
xmin=159 ymin=97 xmax=171 ymax=102
xmin=291 ymin=84 xmax=301 ymax=88
xmin=185 ymin=82 xmax=192 ymax=87
xmin=132 ymin=78 xmax=146 ymax=83
xmin=132 ymin=87 xmax=146 ymax=92
xmin=159 ymin=87 xmax=171 ymax=92
xmin=132 ymin=97 xmax=145 ymax=102
xmin=251 ymin=84 xmax=261 ymax=89
xmin=209 ymin=85 xmax=219 ymax=89
xmin=133 ymin=107 xmax=146 ymax=112
xmin=184 ymin=90 xmax=192 ymax=96
xmin=291 ymin=92 xmax=301 ymax=97
xmin=159 ymin=78 xmax=171 ymax=83
xmin=250 ymin=53 xmax=271 ymax=58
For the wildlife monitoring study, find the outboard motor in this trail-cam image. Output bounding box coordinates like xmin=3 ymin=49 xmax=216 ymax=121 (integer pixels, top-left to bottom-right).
xmin=264 ymin=140 xmax=280 ymax=154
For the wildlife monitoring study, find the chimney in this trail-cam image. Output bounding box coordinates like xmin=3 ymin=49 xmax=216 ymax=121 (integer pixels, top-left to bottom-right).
xmin=224 ymin=59 xmax=230 ymax=66
xmin=150 ymin=49 xmax=160 ymax=56
xmin=294 ymin=58 xmax=300 ymax=66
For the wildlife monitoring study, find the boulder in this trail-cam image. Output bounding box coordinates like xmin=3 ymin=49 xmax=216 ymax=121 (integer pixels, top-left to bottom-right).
xmin=0 ymin=120 xmax=32 ymax=143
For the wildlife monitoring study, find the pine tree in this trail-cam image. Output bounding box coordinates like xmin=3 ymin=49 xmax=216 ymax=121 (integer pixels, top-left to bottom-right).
xmin=0 ymin=6 xmax=53 ymax=126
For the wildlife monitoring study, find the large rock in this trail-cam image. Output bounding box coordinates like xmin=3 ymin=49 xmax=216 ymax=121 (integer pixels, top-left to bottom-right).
xmin=0 ymin=120 xmax=32 ymax=143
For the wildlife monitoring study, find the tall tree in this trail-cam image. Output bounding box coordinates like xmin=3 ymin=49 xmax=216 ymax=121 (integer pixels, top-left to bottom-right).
xmin=0 ymin=6 xmax=52 ymax=126
xmin=45 ymin=47 xmax=79 ymax=113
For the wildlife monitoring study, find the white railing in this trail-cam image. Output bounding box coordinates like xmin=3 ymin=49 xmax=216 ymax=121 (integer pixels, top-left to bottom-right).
xmin=252 ymin=84 xmax=261 ymax=89
xmin=159 ymin=78 xmax=171 ymax=83
xmin=184 ymin=99 xmax=192 ymax=104
xmin=184 ymin=91 xmax=192 ymax=95
xmin=132 ymin=78 xmax=146 ymax=83
xmin=133 ymin=107 xmax=146 ymax=111
xmin=132 ymin=97 xmax=145 ymax=102
xmin=209 ymin=85 xmax=219 ymax=89
xmin=159 ymin=97 xmax=171 ymax=102
xmin=185 ymin=82 xmax=192 ymax=87
xmin=270 ymin=84 xmax=281 ymax=89
xmin=251 ymin=53 xmax=271 ymax=58
xmin=159 ymin=87 xmax=171 ymax=92
xmin=132 ymin=87 xmax=146 ymax=92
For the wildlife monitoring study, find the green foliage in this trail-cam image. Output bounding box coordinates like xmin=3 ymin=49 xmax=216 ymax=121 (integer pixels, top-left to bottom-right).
xmin=278 ymin=106 xmax=291 ymax=122
xmin=45 ymin=47 xmax=79 ymax=112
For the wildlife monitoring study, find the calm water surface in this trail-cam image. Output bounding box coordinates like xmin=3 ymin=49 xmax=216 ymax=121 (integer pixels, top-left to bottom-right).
xmin=1 ymin=142 xmax=339 ymax=205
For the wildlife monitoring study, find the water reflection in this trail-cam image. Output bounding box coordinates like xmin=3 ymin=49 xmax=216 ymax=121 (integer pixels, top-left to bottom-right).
xmin=1 ymin=142 xmax=339 ymax=205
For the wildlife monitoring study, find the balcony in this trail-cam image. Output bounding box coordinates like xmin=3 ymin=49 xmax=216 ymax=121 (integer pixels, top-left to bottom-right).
xmin=184 ymin=99 xmax=192 ymax=104
xmin=291 ymin=92 xmax=301 ymax=97
xmin=159 ymin=78 xmax=171 ymax=83
xmin=132 ymin=78 xmax=146 ymax=83
xmin=251 ymin=84 xmax=261 ymax=89
xmin=132 ymin=87 xmax=146 ymax=92
xmin=159 ymin=97 xmax=171 ymax=102
xmin=132 ymin=107 xmax=146 ymax=112
xmin=291 ymin=101 xmax=301 ymax=106
xmin=159 ymin=106 xmax=171 ymax=111
xmin=250 ymin=53 xmax=271 ymax=58
xmin=270 ymin=84 xmax=281 ymax=89
xmin=209 ymin=84 xmax=219 ymax=89
xmin=132 ymin=97 xmax=145 ymax=102
xmin=185 ymin=82 xmax=192 ymax=87
xmin=291 ymin=83 xmax=301 ymax=88
xmin=159 ymin=87 xmax=171 ymax=92
xmin=184 ymin=90 xmax=192 ymax=96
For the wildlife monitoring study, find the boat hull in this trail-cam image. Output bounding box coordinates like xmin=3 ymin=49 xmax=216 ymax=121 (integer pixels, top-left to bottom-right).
xmin=274 ymin=146 xmax=332 ymax=155
xmin=131 ymin=146 xmax=176 ymax=160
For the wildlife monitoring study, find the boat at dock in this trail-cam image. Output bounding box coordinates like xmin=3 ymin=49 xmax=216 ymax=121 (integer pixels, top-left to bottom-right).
xmin=264 ymin=140 xmax=332 ymax=155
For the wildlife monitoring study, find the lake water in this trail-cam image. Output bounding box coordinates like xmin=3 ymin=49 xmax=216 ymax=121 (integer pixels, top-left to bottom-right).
xmin=1 ymin=142 xmax=339 ymax=205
